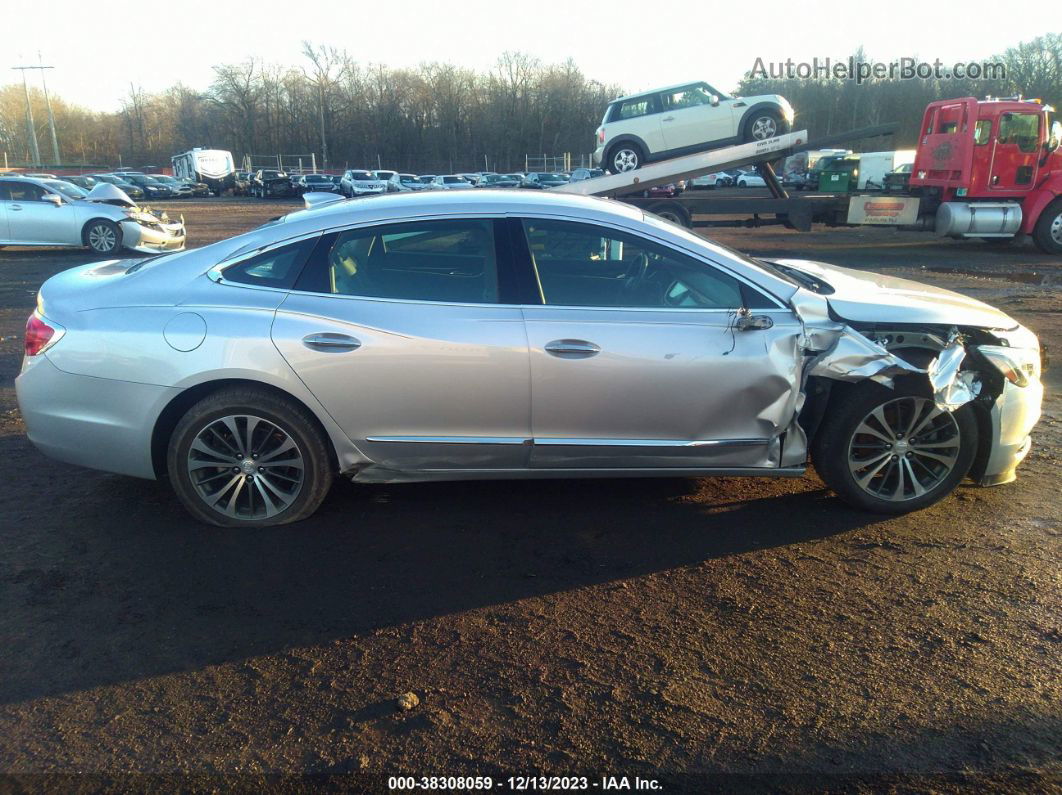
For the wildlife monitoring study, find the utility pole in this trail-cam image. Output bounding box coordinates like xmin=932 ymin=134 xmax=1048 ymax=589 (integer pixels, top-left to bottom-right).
xmin=37 ymin=53 xmax=61 ymax=165
xmin=12 ymin=66 xmax=41 ymax=166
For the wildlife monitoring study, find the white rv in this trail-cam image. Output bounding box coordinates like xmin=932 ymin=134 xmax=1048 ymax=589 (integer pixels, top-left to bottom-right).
xmin=171 ymin=148 xmax=235 ymax=196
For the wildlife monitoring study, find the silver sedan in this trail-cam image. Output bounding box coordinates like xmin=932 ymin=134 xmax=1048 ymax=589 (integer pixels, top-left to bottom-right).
xmin=0 ymin=176 xmax=186 ymax=254
xmin=16 ymin=191 xmax=1043 ymax=526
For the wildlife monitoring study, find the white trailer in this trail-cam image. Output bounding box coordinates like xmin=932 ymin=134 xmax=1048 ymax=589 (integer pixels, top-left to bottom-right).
xmin=855 ymin=150 xmax=916 ymax=190
xmin=171 ymin=148 xmax=236 ymax=195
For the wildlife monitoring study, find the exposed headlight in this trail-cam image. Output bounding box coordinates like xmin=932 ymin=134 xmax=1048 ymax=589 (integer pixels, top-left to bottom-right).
xmin=977 ymin=345 xmax=1041 ymax=387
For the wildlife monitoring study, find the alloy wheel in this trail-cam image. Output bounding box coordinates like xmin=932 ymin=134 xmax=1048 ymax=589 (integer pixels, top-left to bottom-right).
xmin=613 ymin=148 xmax=640 ymax=172
xmin=847 ymin=397 xmax=960 ymax=501
xmin=750 ymin=116 xmax=778 ymax=140
xmin=186 ymin=414 xmax=305 ymax=520
xmin=88 ymin=223 xmax=117 ymax=252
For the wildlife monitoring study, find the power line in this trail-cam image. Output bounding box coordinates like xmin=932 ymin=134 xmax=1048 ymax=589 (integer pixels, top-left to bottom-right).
xmin=11 ymin=58 xmax=61 ymax=166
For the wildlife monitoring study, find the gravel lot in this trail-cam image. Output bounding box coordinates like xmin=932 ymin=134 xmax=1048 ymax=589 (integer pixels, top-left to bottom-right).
xmin=1 ymin=195 xmax=1059 ymax=792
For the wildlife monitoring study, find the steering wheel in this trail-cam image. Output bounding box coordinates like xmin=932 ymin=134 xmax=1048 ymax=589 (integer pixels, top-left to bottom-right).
xmin=623 ymin=252 xmax=650 ymax=292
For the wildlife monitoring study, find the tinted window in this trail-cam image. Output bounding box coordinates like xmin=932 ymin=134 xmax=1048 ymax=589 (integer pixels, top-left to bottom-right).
xmin=998 ymin=113 xmax=1040 ymax=152
xmin=298 ymin=219 xmax=499 ymax=304
xmin=522 ymin=219 xmax=745 ymax=309
xmin=223 ymin=237 xmax=318 ymax=289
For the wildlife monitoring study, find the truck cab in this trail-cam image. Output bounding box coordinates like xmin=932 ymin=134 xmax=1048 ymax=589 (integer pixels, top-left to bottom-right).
xmin=909 ymin=96 xmax=1062 ymax=253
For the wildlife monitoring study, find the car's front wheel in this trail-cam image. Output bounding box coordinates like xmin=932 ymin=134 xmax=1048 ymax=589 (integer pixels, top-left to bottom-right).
xmin=83 ymin=219 xmax=122 ymax=254
xmin=167 ymin=387 xmax=334 ymax=527
xmin=812 ymin=380 xmax=978 ymax=514
xmin=607 ymin=143 xmax=644 ymax=173
xmin=744 ymin=110 xmax=783 ymax=141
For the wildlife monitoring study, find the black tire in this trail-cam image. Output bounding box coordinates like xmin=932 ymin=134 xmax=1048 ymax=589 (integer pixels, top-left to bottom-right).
xmin=1032 ymin=198 xmax=1062 ymax=255
xmin=166 ymin=387 xmax=334 ymax=527
xmin=812 ymin=379 xmax=978 ymax=514
xmin=606 ymin=142 xmax=645 ymax=174
xmin=82 ymin=219 xmax=122 ymax=254
xmin=743 ymin=109 xmax=783 ymax=142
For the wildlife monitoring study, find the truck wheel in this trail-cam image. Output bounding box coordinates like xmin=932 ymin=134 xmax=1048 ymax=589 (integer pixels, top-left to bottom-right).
xmin=607 ymin=143 xmax=644 ymax=173
xmin=1032 ymin=199 xmax=1062 ymax=255
xmin=812 ymin=379 xmax=977 ymax=514
xmin=647 ymin=202 xmax=691 ymax=228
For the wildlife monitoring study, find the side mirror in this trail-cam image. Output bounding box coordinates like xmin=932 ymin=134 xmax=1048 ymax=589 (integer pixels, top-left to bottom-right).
xmin=44 ymin=193 xmax=63 ymax=206
xmin=1047 ymin=121 xmax=1062 ymax=152
xmin=709 ymin=94 xmax=720 ymax=107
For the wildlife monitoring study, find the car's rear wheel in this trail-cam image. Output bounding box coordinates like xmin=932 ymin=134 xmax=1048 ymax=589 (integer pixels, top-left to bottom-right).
xmin=83 ymin=219 xmax=122 ymax=254
xmin=812 ymin=380 xmax=978 ymax=514
xmin=744 ymin=110 xmax=783 ymax=141
xmin=167 ymin=388 xmax=334 ymax=527
xmin=1032 ymin=199 xmax=1062 ymax=255
xmin=607 ymin=143 xmax=644 ymax=173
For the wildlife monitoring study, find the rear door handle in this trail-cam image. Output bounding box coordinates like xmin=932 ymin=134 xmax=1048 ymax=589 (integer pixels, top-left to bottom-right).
xmin=10 ymin=204 xmax=22 ymax=211
xmin=302 ymin=332 xmax=361 ymax=352
xmin=662 ymin=116 xmax=675 ymax=122
xmin=545 ymin=339 xmax=600 ymax=358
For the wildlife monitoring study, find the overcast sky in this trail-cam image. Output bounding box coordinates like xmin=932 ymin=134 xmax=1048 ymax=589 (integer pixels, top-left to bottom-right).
xmin=7 ymin=0 xmax=1047 ymax=111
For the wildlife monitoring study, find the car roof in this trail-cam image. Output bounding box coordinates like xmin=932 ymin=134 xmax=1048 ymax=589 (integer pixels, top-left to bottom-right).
xmin=611 ymin=80 xmax=710 ymax=104
xmin=278 ymin=187 xmax=645 ymax=231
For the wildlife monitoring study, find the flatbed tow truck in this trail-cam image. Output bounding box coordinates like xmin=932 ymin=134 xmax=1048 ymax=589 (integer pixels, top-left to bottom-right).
xmin=554 ymin=96 xmax=1062 ymax=255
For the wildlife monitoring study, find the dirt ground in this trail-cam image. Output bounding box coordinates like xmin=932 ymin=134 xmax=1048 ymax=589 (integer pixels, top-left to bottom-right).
xmin=0 ymin=195 xmax=1059 ymax=792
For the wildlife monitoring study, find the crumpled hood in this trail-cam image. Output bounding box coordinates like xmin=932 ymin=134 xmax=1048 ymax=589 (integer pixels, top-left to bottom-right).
xmin=85 ymin=182 xmax=137 ymax=207
xmin=772 ymin=258 xmax=1018 ymax=331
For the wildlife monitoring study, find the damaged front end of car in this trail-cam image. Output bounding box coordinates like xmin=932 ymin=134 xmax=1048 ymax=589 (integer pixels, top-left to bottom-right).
xmin=780 ymin=282 xmax=1044 ymax=488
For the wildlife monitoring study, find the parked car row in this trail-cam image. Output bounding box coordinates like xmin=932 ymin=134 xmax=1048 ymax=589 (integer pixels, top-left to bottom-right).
xmin=233 ymin=168 xmax=616 ymax=200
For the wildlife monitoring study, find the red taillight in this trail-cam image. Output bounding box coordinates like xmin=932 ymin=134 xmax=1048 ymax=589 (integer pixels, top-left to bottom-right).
xmin=24 ymin=313 xmax=56 ymax=357
xmin=598 ymin=128 xmax=606 ymax=143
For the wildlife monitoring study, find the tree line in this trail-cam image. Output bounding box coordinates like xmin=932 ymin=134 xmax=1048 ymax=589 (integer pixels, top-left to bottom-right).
xmin=1 ymin=36 xmax=1059 ymax=173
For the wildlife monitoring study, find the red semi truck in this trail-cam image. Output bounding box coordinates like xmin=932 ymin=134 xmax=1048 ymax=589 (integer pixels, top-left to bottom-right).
xmin=910 ymin=96 xmax=1062 ymax=253
xmin=571 ymin=96 xmax=1062 ymax=256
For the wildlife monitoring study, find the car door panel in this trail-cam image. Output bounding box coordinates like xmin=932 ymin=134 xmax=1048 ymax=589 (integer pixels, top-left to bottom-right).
xmin=0 ymin=199 xmax=8 ymax=242
xmin=516 ymin=216 xmax=801 ymax=470
xmin=523 ymin=307 xmax=801 ymax=468
xmin=272 ymin=297 xmax=531 ymax=471
xmin=11 ymin=201 xmax=78 ymax=245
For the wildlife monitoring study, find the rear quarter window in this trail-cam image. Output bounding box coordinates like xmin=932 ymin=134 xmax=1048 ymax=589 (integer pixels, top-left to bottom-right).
xmin=611 ymin=96 xmax=657 ymax=121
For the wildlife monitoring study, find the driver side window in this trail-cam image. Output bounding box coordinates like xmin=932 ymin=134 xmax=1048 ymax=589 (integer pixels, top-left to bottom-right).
xmin=2 ymin=181 xmax=47 ymax=202
xmin=521 ymin=219 xmax=756 ymax=309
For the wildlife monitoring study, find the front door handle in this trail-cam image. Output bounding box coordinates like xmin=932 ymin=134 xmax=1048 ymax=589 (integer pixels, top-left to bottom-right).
xmin=662 ymin=116 xmax=675 ymax=122
xmin=302 ymin=332 xmax=361 ymax=352
xmin=10 ymin=204 xmax=22 ymax=211
xmin=545 ymin=339 xmax=601 ymax=358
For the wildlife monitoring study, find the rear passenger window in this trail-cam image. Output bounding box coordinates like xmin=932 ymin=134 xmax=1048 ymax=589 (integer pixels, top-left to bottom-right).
xmin=297 ymin=219 xmax=499 ymax=304
xmin=223 ymin=237 xmax=318 ymax=289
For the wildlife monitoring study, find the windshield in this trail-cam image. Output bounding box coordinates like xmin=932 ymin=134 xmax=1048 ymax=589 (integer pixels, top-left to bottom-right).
xmin=351 ymin=171 xmax=374 ymax=180
xmin=418 ymin=176 xmax=435 ymax=183
xmin=443 ymin=176 xmax=467 ymax=183
xmin=304 ymin=175 xmax=328 ymax=181
xmin=376 ymin=171 xmax=396 ymax=179
xmin=44 ymin=180 xmax=87 ymax=199
xmin=400 ymin=175 xmax=418 ymax=183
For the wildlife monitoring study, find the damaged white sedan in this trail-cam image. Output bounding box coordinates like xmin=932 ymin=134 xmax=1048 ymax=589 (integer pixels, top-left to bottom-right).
xmin=15 ymin=191 xmax=1043 ymax=526
xmin=0 ymin=176 xmax=185 ymax=254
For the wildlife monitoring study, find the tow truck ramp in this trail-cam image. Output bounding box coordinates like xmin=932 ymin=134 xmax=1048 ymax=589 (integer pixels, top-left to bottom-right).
xmin=550 ymin=123 xmax=919 ymax=232
xmin=552 ymin=131 xmax=808 ymax=198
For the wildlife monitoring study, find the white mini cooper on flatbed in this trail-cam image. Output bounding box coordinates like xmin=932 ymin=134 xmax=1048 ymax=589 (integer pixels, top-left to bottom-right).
xmin=593 ymin=81 xmax=795 ymax=173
